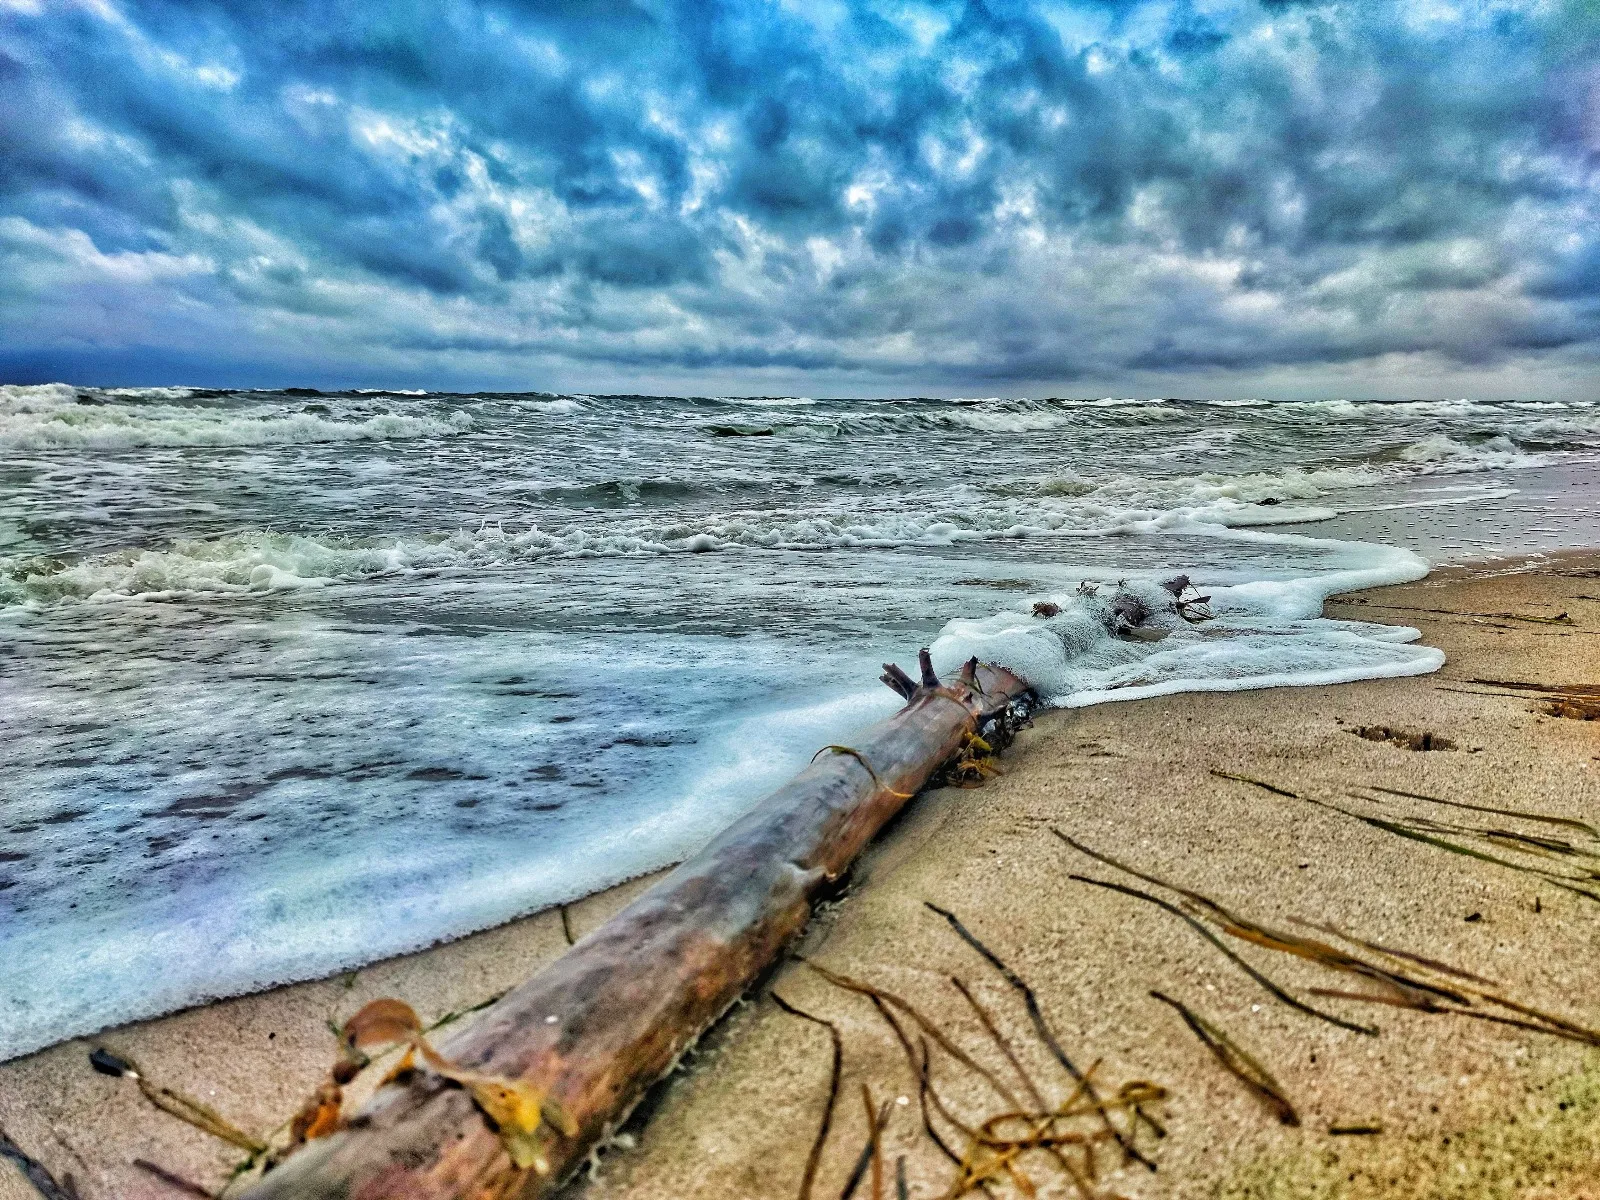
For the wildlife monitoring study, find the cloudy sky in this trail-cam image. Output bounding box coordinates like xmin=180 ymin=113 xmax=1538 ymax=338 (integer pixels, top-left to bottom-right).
xmin=2 ymin=0 xmax=1597 ymax=397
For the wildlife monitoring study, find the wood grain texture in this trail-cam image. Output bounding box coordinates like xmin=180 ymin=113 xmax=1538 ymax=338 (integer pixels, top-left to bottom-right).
xmin=242 ymin=660 xmax=1031 ymax=1200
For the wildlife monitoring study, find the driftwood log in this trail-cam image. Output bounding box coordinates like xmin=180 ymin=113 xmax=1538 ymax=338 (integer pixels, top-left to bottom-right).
xmin=244 ymin=652 xmax=1032 ymax=1200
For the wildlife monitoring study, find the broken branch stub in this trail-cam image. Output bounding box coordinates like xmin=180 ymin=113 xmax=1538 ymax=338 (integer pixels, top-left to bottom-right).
xmin=882 ymin=649 xmax=984 ymax=703
xmin=242 ymin=657 xmax=1032 ymax=1200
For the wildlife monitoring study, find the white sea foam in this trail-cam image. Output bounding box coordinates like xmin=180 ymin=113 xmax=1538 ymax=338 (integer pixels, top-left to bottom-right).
xmin=0 ymin=382 xmax=79 ymax=410
xmin=0 ymin=449 xmax=1477 ymax=606
xmin=100 ymin=386 xmax=203 ymax=401
xmin=791 ymin=398 xmax=1181 ymax=437
xmin=527 ymin=397 xmax=585 ymax=414
xmin=665 ymin=394 xmax=1600 ymax=461
xmin=1398 ymin=433 xmax=1545 ymax=471
xmin=0 ymin=396 xmax=472 ymax=450
xmin=1518 ymin=415 xmax=1600 ymax=446
xmin=2 ymin=531 xmax=425 ymax=603
xmin=930 ymin=530 xmax=1441 ymax=707
xmin=0 ymin=470 xmax=1374 ymax=604
xmin=0 ymin=620 xmax=901 ymax=1061
xmin=713 ymin=395 xmax=818 ymax=407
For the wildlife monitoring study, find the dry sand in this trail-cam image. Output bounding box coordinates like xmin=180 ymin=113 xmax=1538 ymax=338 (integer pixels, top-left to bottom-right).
xmin=3 ymin=552 xmax=1598 ymax=1200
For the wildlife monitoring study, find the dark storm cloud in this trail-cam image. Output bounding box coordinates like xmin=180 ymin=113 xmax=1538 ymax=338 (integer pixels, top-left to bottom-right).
xmin=0 ymin=0 xmax=1597 ymax=393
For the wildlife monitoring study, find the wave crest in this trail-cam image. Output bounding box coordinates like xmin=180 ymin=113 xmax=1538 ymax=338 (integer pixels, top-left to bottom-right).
xmin=0 ymin=383 xmax=474 ymax=450
xmin=1397 ymin=433 xmax=1545 ymax=471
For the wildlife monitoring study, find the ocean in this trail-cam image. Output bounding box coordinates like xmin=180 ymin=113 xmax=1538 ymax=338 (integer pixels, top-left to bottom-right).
xmin=2 ymin=383 xmax=1598 ymax=1061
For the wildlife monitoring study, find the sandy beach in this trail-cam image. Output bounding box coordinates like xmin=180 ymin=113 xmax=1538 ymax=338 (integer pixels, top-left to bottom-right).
xmin=3 ymin=551 xmax=1597 ymax=1200
xmin=10 ymin=1 xmax=1600 ymax=1194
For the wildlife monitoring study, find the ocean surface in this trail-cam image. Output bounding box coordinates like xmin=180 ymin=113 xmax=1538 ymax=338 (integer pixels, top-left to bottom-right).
xmin=3 ymin=383 xmax=1599 ymax=1060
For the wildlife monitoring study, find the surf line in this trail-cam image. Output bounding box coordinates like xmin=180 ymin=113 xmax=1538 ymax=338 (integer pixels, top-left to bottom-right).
xmin=244 ymin=650 xmax=1035 ymax=1199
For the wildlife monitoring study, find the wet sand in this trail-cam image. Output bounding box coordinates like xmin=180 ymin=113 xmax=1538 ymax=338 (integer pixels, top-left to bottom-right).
xmin=3 ymin=552 xmax=1598 ymax=1200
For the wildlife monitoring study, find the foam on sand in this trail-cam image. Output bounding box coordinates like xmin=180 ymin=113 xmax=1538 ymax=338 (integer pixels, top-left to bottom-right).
xmin=931 ymin=529 xmax=1442 ymax=706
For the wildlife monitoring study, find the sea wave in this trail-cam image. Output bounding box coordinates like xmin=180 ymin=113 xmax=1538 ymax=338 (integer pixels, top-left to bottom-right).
xmin=738 ymin=397 xmax=1183 ymax=437
xmin=0 ymin=383 xmax=473 ymax=449
xmin=1397 ymin=433 xmax=1546 ymax=471
xmin=0 ymin=382 xmax=80 ymax=410
xmin=693 ymin=394 xmax=1600 ymax=448
xmin=506 ymin=396 xmax=586 ymax=414
xmin=0 ymin=407 xmax=473 ymax=450
xmin=0 ymin=442 xmax=1516 ymax=606
xmin=710 ymin=395 xmax=818 ymax=407
xmin=0 ymin=494 xmax=1341 ymax=607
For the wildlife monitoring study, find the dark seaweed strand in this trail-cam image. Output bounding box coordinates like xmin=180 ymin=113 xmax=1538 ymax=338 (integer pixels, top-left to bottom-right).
xmin=866 ymin=998 xmax=964 ymax=1169
xmin=803 ymin=959 xmax=1023 ymax=1111
xmin=1148 ymin=991 xmax=1299 ymax=1127
xmin=1209 ymin=769 xmax=1300 ymax=797
xmin=1448 ymin=1008 xmax=1600 ymax=1048
xmin=1049 ymin=830 xmax=1377 ymax=1035
xmin=836 ymin=1096 xmax=890 ymax=1200
xmin=923 ymin=904 xmax=1085 ymax=1081
xmin=132 ymin=1160 xmax=213 ymax=1200
xmin=923 ymin=901 xmax=1157 ymax=1173
xmin=1300 ymin=958 xmax=1600 ymax=1047
xmin=916 ymin=1040 xmax=1001 ymax=1200
xmin=912 ymin=1035 xmax=969 ymax=1169
xmin=949 ymin=975 xmax=1103 ymax=1193
xmin=1464 ymin=990 xmax=1600 ymax=1046
xmin=867 ymin=1086 xmax=885 ymax=1200
xmin=1052 ymin=830 xmax=1178 ymax=891
xmin=1364 ymin=786 xmax=1599 ymax=840
xmin=949 ymin=976 xmax=1049 ymax=1111
xmin=1053 ymin=830 xmax=1470 ymax=1006
xmin=1223 ymin=782 xmax=1600 ymax=902
xmin=1068 ymin=874 xmax=1378 ymax=1036
xmin=1291 ymin=918 xmax=1497 ymax=986
xmin=1357 ymin=806 xmax=1598 ymax=862
xmin=1328 ymin=804 xmax=1600 ymax=902
xmin=772 ymin=992 xmax=844 ymax=1200
xmin=0 ymin=1128 xmax=79 ymax=1200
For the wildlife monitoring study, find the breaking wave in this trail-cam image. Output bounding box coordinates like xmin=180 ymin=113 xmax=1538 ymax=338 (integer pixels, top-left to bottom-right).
xmin=1397 ymin=433 xmax=1547 ymax=471
xmin=0 ymin=438 xmax=1558 ymax=607
xmin=687 ymin=393 xmax=1600 ymax=449
xmin=0 ymin=383 xmax=472 ymax=449
xmin=0 ymin=482 xmax=1351 ymax=606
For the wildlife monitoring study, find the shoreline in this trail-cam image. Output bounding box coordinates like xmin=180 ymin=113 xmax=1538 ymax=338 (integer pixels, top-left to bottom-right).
xmin=2 ymin=550 xmax=1597 ymax=1199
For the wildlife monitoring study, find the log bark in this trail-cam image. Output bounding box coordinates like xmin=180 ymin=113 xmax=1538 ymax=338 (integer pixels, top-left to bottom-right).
xmin=243 ymin=657 xmax=1032 ymax=1200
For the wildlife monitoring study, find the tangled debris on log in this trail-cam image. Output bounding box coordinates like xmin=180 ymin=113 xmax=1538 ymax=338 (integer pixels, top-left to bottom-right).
xmin=1029 ymin=576 xmax=1213 ymax=641
xmin=240 ymin=653 xmax=1034 ymax=1200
